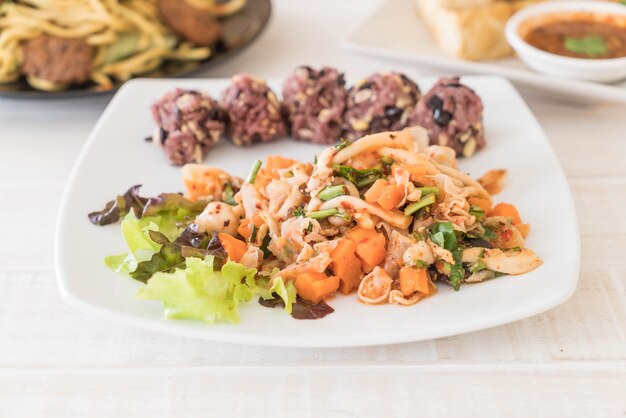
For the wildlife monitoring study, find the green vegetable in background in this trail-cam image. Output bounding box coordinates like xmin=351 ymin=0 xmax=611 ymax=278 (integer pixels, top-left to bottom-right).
xmin=564 ymin=35 xmax=608 ymax=58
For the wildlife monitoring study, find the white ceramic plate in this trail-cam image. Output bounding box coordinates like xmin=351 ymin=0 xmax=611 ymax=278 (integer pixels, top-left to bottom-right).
xmin=342 ymin=0 xmax=626 ymax=105
xmin=56 ymin=77 xmax=579 ymax=347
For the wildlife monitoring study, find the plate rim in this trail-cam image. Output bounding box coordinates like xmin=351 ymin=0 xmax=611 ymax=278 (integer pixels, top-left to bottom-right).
xmin=54 ymin=76 xmax=581 ymax=348
xmin=340 ymin=0 xmax=626 ymax=105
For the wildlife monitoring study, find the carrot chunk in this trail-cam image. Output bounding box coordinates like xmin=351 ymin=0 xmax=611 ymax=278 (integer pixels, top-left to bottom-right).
xmin=330 ymin=239 xmax=363 ymax=294
xmin=294 ymin=271 xmax=340 ymax=304
xmin=217 ymin=233 xmax=248 ymax=263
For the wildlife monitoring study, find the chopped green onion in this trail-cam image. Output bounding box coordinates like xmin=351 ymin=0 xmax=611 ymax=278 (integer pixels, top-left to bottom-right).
xmin=332 ymin=211 xmax=352 ymax=221
xmin=223 ymin=183 xmax=237 ymax=206
xmin=469 ymin=204 xmax=485 ymax=221
xmin=246 ymin=159 xmax=262 ymax=183
xmin=249 ymin=225 xmax=258 ymax=243
xmin=293 ymin=207 xmax=305 ymax=217
xmin=305 ymin=208 xmax=338 ymax=220
xmin=404 ymin=193 xmax=436 ymax=216
xmin=414 ymin=260 xmax=427 ymax=268
xmin=318 ymin=185 xmax=347 ymax=201
xmin=335 ymin=138 xmax=353 ymax=151
xmin=417 ymin=186 xmax=440 ymax=196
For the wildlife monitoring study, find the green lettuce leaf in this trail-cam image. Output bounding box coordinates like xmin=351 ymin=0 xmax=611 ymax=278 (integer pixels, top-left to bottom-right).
xmin=104 ymin=212 xmax=188 ymax=275
xmin=257 ymin=275 xmax=297 ymax=314
xmin=136 ymin=257 xmax=258 ymax=324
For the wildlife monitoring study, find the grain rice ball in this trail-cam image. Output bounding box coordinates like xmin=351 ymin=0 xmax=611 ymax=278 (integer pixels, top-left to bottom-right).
xmin=150 ymin=88 xmax=226 ymax=165
xmin=408 ymin=77 xmax=485 ymax=158
xmin=220 ymin=74 xmax=287 ymax=146
xmin=282 ymin=66 xmax=347 ymax=144
xmin=343 ymin=72 xmax=420 ymax=140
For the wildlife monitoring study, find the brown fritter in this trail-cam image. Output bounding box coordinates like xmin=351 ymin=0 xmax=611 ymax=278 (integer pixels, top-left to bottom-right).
xmin=21 ymin=36 xmax=93 ymax=85
xmin=157 ymin=0 xmax=222 ymax=47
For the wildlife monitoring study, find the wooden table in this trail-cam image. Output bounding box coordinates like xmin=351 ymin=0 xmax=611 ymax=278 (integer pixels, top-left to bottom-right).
xmin=1 ymin=0 xmax=624 ymax=416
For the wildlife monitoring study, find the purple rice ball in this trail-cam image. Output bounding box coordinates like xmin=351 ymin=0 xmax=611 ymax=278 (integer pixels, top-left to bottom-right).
xmin=282 ymin=66 xmax=347 ymax=144
xmin=343 ymin=72 xmax=420 ymax=140
xmin=408 ymin=76 xmax=485 ymax=158
xmin=220 ymin=74 xmax=287 ymax=146
xmin=150 ymin=88 xmax=226 ymax=165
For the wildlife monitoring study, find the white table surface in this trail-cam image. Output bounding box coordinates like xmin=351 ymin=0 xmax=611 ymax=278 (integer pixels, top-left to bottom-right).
xmin=1 ymin=0 xmax=625 ymax=416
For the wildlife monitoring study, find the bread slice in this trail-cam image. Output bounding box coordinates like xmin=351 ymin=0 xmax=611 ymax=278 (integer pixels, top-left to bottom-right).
xmin=416 ymin=0 xmax=543 ymax=60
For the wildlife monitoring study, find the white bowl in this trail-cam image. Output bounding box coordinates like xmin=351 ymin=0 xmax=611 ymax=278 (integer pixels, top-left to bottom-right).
xmin=506 ymin=1 xmax=626 ymax=83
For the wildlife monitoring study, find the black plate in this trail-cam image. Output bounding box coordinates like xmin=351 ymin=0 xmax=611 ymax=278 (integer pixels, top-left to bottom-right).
xmin=0 ymin=0 xmax=271 ymax=99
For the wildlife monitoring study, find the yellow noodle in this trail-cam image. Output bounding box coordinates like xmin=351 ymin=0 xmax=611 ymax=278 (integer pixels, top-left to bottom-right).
xmin=0 ymin=0 xmax=216 ymax=91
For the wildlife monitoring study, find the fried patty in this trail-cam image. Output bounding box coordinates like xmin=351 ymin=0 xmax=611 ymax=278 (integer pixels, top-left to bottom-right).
xmin=157 ymin=0 xmax=222 ymax=47
xmin=21 ymin=36 xmax=93 ymax=85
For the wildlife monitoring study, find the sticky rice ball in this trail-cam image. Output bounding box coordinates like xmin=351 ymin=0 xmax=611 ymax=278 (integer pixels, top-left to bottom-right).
xmin=220 ymin=74 xmax=287 ymax=146
xmin=343 ymin=72 xmax=421 ymax=140
xmin=408 ymin=77 xmax=485 ymax=158
xmin=151 ymin=88 xmax=226 ymax=165
xmin=282 ymin=66 xmax=347 ymax=144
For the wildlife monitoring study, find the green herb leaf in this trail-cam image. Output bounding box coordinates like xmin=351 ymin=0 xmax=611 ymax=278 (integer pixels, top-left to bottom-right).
xmin=428 ymin=222 xmax=458 ymax=251
xmin=293 ymin=207 xmax=306 ymax=218
xmin=564 ymin=35 xmax=608 ymax=58
xmin=449 ymin=248 xmax=464 ymax=291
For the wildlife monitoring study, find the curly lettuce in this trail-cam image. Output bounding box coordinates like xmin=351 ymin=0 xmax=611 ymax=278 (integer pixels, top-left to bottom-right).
xmin=137 ymin=257 xmax=296 ymax=324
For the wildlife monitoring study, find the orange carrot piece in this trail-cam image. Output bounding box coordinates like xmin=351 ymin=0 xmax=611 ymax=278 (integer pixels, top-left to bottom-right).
xmin=399 ymin=266 xmax=432 ymax=296
xmin=330 ymin=239 xmax=363 ymax=294
xmin=377 ymin=184 xmax=404 ymax=211
xmin=346 ymin=226 xmax=386 ymax=270
xmin=237 ymin=216 xmax=263 ymax=241
xmin=364 ymin=179 xmax=388 ymax=204
xmin=490 ymin=202 xmax=522 ymax=225
xmin=468 ymin=196 xmax=492 ymax=214
xmin=294 ymin=271 xmax=340 ymax=304
xmin=217 ymin=233 xmax=248 ymax=263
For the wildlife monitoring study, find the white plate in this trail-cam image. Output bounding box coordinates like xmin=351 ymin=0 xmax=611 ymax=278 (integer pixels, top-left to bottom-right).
xmin=342 ymin=0 xmax=626 ymax=105
xmin=56 ymin=77 xmax=580 ymax=347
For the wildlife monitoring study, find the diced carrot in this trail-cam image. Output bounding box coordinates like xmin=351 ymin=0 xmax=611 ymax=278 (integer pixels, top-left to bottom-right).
xmin=360 ymin=259 xmax=377 ymax=274
xmin=377 ymin=184 xmax=404 ymax=211
xmin=294 ymin=271 xmax=340 ymax=304
xmin=253 ymin=170 xmax=272 ymax=189
xmin=364 ymin=179 xmax=388 ymax=204
xmin=237 ymin=215 xmax=264 ymax=241
xmin=399 ymin=266 xmax=432 ymax=296
xmin=517 ymin=223 xmax=531 ymax=238
xmin=468 ymin=196 xmax=492 ymax=214
xmin=346 ymin=226 xmax=386 ymax=270
xmin=490 ymin=202 xmax=522 ymax=224
xmin=330 ymin=239 xmax=363 ymax=294
xmin=217 ymin=233 xmax=248 ymax=263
